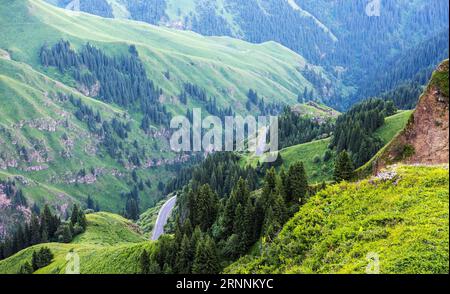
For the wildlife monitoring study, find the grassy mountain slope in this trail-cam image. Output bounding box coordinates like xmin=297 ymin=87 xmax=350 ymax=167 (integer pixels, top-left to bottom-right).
xmin=358 ymin=60 xmax=449 ymax=177
xmin=1 ymin=0 xmax=347 ymax=114
xmin=0 ymin=0 xmax=351 ymax=238
xmin=0 ymin=56 xmax=172 ymax=211
xmin=0 ymin=53 xmax=177 ymax=244
xmin=373 ymin=110 xmax=413 ymax=144
xmin=0 ymin=212 xmax=152 ymax=274
xmin=240 ymin=110 xmax=412 ymax=183
xmin=226 ymin=165 xmax=449 ymax=274
xmin=46 ymin=0 xmax=449 ymax=107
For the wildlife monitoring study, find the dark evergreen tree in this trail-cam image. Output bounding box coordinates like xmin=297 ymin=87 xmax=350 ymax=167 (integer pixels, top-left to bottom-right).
xmin=62 ymin=225 xmax=73 ymax=243
xmin=286 ymin=161 xmax=308 ymax=204
xmin=31 ymin=247 xmax=53 ymax=271
xmin=192 ymin=236 xmax=219 ymax=274
xmin=140 ymin=249 xmax=150 ymax=274
xmin=86 ymin=195 xmax=95 ymax=210
xmin=77 ymin=210 xmax=87 ymax=232
xmin=334 ymin=151 xmax=354 ymax=183
xmin=18 ymin=261 xmax=33 ymax=274
xmin=70 ymin=204 xmax=79 ymax=226
xmin=175 ymin=234 xmax=192 ymax=274
xmin=30 ymin=214 xmax=41 ymax=246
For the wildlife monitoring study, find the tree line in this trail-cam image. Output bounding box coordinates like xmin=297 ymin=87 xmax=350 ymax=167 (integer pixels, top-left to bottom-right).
xmin=18 ymin=246 xmax=54 ymax=274
xmin=278 ymin=107 xmax=334 ymax=149
xmin=0 ymin=203 xmax=86 ymax=261
xmin=41 ymin=40 xmax=171 ymax=129
xmin=330 ymin=98 xmax=397 ymax=167
xmin=140 ymin=157 xmax=312 ymax=274
xmin=0 ymin=180 xmax=27 ymax=208
xmin=245 ymin=89 xmax=285 ymax=115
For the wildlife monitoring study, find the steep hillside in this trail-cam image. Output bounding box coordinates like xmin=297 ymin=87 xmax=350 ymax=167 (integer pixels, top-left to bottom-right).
xmin=227 ymin=64 xmax=449 ymax=274
xmin=226 ymin=165 xmax=449 ymax=274
xmin=0 ymin=55 xmax=174 ymax=238
xmin=0 ymin=0 xmax=349 ymax=239
xmin=373 ymin=111 xmax=414 ymax=144
xmin=1 ymin=0 xmax=348 ymax=113
xmin=0 ymin=212 xmax=152 ymax=274
xmin=359 ymin=60 xmax=449 ymax=176
xmin=46 ymin=0 xmax=449 ymax=107
xmin=240 ymin=110 xmax=412 ymax=183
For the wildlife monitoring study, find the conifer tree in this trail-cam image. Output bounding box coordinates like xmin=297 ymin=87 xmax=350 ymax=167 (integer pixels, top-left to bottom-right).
xmin=62 ymin=225 xmax=73 ymax=243
xmin=334 ymin=151 xmax=354 ymax=182
xmin=18 ymin=262 xmax=33 ymax=274
xmin=175 ymin=234 xmax=192 ymax=274
xmin=261 ymin=167 xmax=277 ymax=207
xmin=190 ymin=226 xmax=202 ymax=257
xmin=233 ymin=203 xmax=246 ymax=253
xmin=149 ymin=255 xmax=162 ymax=274
xmin=190 ymin=184 xmax=218 ymax=231
xmin=140 ymin=249 xmax=150 ymax=274
xmin=40 ymin=222 xmax=48 ymax=243
xmin=16 ymin=225 xmax=25 ymax=252
xmin=77 ymin=210 xmax=87 ymax=232
xmin=30 ymin=214 xmax=41 ymax=245
xmin=286 ymin=161 xmax=308 ymax=204
xmin=70 ymin=204 xmax=79 ymax=225
xmin=192 ymin=236 xmax=219 ymax=274
xmin=86 ymin=195 xmax=95 ymax=210
xmin=32 ymin=247 xmax=53 ymax=271
xmin=41 ymin=205 xmax=58 ymax=240
xmin=263 ymin=193 xmax=286 ymax=241
xmin=242 ymin=198 xmax=256 ymax=248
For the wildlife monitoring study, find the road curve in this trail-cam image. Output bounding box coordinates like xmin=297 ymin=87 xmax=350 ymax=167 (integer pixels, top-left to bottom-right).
xmin=151 ymin=196 xmax=177 ymax=240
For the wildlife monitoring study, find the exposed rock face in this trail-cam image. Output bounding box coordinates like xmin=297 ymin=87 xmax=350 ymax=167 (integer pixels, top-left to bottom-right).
xmin=0 ymin=49 xmax=11 ymax=60
xmin=77 ymin=81 xmax=100 ymax=97
xmin=372 ymin=60 xmax=449 ymax=173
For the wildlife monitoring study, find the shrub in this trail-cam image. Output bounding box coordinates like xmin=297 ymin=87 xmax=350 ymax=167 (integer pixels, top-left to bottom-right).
xmin=323 ymin=149 xmax=333 ymax=162
xmin=313 ymin=155 xmax=321 ymax=164
xmin=31 ymin=247 xmax=54 ymax=271
xmin=18 ymin=262 xmax=33 ymax=274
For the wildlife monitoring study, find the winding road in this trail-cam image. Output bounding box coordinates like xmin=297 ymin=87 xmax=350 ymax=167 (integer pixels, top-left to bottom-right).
xmin=151 ymin=196 xmax=177 ymax=240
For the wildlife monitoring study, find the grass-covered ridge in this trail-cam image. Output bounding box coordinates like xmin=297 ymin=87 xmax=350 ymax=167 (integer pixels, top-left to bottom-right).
xmin=0 ymin=212 xmax=153 ymax=274
xmin=0 ymin=57 xmax=172 ymax=214
xmin=226 ymin=165 xmax=449 ymax=274
xmin=430 ymin=59 xmax=449 ymax=99
xmin=240 ymin=110 xmax=412 ymax=184
xmin=373 ymin=110 xmax=413 ymax=144
xmin=0 ymin=0 xmax=350 ymax=114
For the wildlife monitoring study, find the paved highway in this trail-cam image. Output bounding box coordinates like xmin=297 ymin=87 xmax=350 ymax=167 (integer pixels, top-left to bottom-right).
xmin=151 ymin=196 xmax=177 ymax=240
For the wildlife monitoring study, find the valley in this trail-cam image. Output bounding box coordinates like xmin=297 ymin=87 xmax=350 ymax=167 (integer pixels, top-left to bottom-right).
xmin=46 ymin=0 xmax=449 ymax=109
xmin=0 ymin=0 xmax=345 ymax=239
xmin=0 ymin=0 xmax=448 ymax=277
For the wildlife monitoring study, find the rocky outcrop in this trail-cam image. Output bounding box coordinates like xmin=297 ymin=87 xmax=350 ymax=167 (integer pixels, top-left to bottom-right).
xmin=0 ymin=48 xmax=11 ymax=60
xmin=369 ymin=60 xmax=449 ymax=174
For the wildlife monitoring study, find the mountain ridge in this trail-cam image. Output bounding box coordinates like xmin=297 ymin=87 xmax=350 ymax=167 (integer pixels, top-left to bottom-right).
xmin=2 ymin=0 xmax=349 ymax=112
xmin=45 ymin=0 xmax=449 ymax=106
xmin=358 ymin=60 xmax=449 ymax=176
